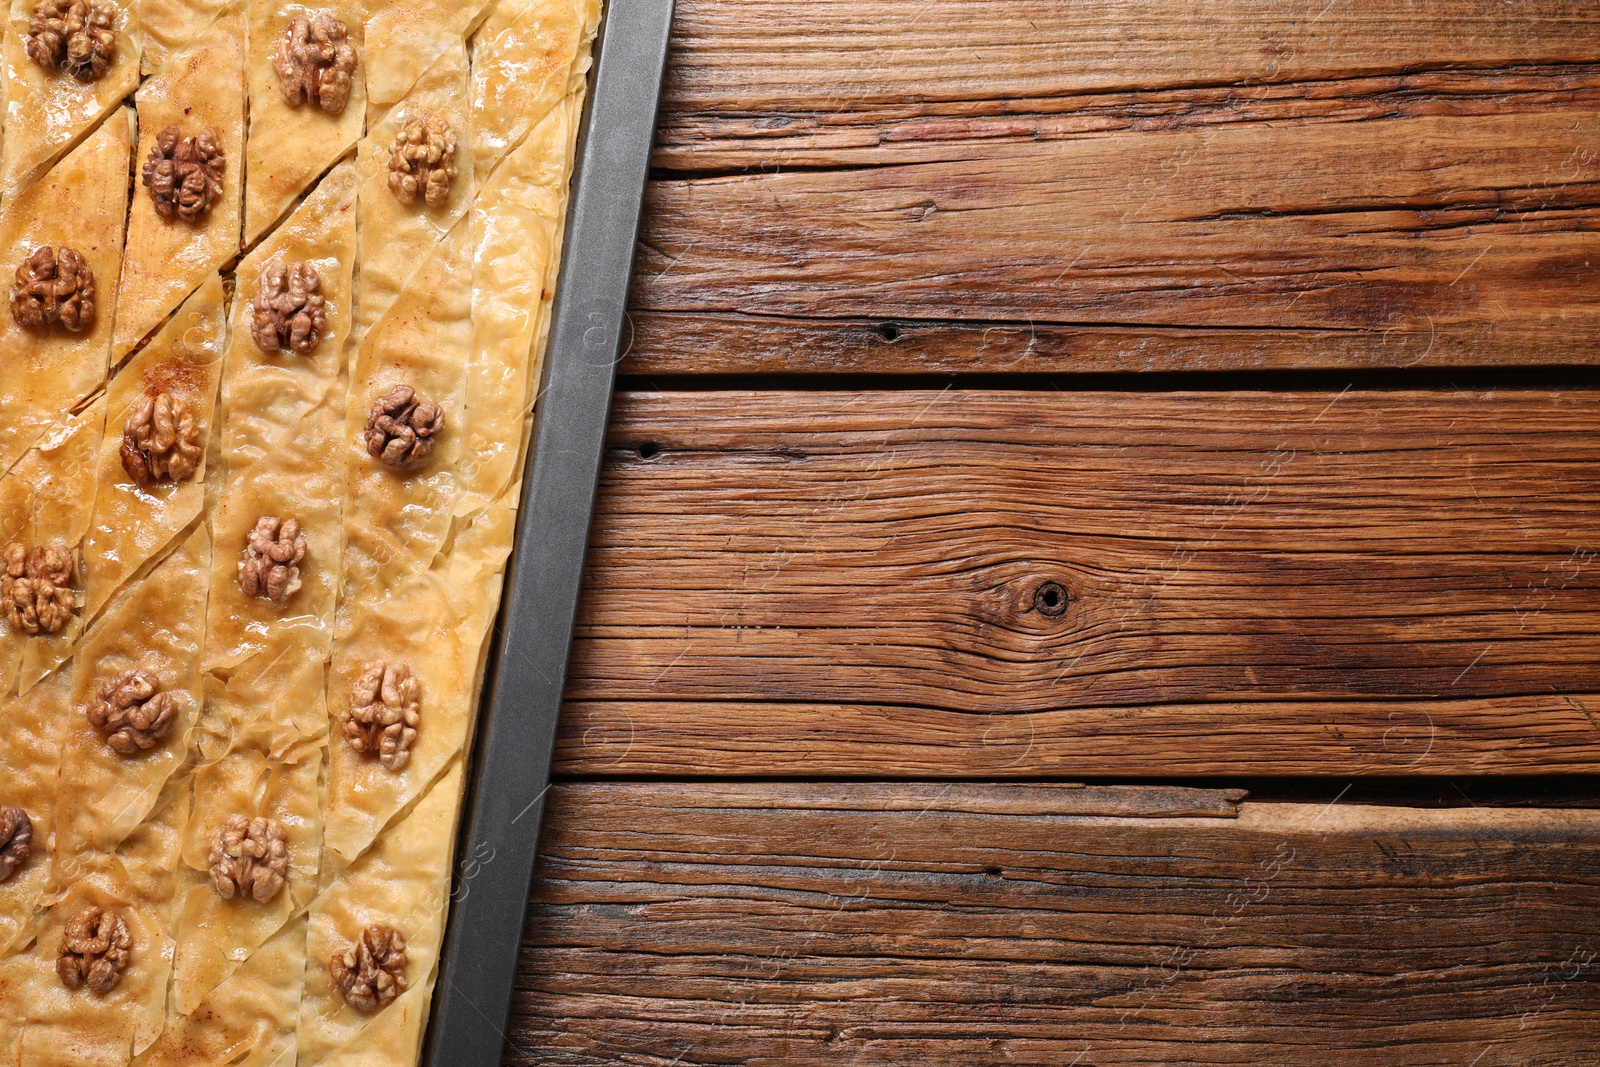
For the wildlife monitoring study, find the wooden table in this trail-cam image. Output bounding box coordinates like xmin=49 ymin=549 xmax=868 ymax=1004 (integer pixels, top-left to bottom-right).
xmin=506 ymin=1 xmax=1600 ymax=1061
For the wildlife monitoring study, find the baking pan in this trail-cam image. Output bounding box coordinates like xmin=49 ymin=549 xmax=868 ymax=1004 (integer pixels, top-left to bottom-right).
xmin=423 ymin=0 xmax=674 ymax=1062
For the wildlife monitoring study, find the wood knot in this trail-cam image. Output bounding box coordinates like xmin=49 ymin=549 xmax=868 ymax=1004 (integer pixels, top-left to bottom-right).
xmin=1032 ymin=580 xmax=1069 ymax=618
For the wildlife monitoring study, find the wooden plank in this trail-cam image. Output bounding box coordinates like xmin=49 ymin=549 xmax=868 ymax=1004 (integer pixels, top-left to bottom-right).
xmin=630 ymin=0 xmax=1600 ymax=372
xmin=556 ymin=388 xmax=1600 ymax=777
xmin=656 ymin=64 xmax=1600 ymax=172
xmin=617 ymin=311 xmax=1590 ymax=376
xmin=635 ymin=109 xmax=1600 ymax=366
xmin=659 ymin=0 xmax=1600 ymax=115
xmin=507 ymin=780 xmax=1600 ymax=1065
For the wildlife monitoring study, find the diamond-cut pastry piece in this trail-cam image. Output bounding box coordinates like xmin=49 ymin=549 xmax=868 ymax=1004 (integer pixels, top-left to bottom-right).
xmin=245 ymin=0 xmax=363 ymax=241
xmin=469 ymin=0 xmax=597 ymax=175
xmin=298 ymin=761 xmax=461 ymax=1064
xmin=1 ymin=402 xmax=105 ymax=698
xmin=351 ymin=45 xmax=472 ymax=349
xmin=172 ymin=749 xmax=322 ymax=1014
xmin=54 ymin=524 xmax=209 ymax=863
xmin=19 ymin=788 xmax=184 ymax=1063
xmin=0 ymin=667 xmax=69 ymax=955
xmin=135 ymin=0 xmax=229 ymax=72
xmin=363 ymin=0 xmax=493 ymax=123
xmin=0 ymin=0 xmax=138 ymax=199
xmin=111 ymin=8 xmax=243 ymax=361
xmin=0 ymin=110 xmax=130 ymax=479
xmin=133 ymin=915 xmax=307 ymax=1067
xmin=341 ymin=222 xmax=471 ymax=604
xmin=205 ymin=164 xmax=354 ymax=688
xmin=464 ymin=102 xmax=576 ymax=513
xmin=324 ymin=520 xmax=506 ymax=864
xmin=83 ymin=273 xmax=225 ymax=627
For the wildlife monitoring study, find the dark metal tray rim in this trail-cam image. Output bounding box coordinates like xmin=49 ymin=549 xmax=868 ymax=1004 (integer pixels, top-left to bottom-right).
xmin=423 ymin=2 xmax=674 ymax=1062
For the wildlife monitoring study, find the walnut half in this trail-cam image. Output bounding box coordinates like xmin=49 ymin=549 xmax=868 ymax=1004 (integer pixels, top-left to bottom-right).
xmin=387 ymin=115 xmax=457 ymax=209
xmin=25 ymin=0 xmax=116 ymax=83
xmin=0 ymin=807 xmax=33 ymax=883
xmin=330 ymin=924 xmax=408 ymax=1012
xmin=239 ymin=516 xmax=307 ymax=605
xmin=250 ymin=260 xmax=326 ymax=355
xmin=57 ymin=906 xmax=132 ymax=994
xmin=121 ymin=391 xmax=202 ymax=484
xmin=2 ymin=541 xmax=76 ymax=636
xmin=87 ymin=667 xmax=178 ymax=756
xmin=209 ymin=815 xmax=289 ymax=903
xmin=342 ymin=662 xmax=420 ymax=771
xmin=272 ymin=12 xmax=357 ymax=116
xmin=10 ymin=245 xmax=95 ymax=333
xmin=142 ymin=125 xmax=225 ymax=222
xmin=364 ymin=385 xmax=444 ymax=470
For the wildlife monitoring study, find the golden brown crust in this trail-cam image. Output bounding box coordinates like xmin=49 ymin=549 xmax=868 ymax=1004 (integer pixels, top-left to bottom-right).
xmin=0 ymin=113 xmax=129 ymax=479
xmin=1 ymin=0 xmax=136 ymax=197
xmin=112 ymin=12 xmax=244 ymax=361
xmin=245 ymin=0 xmax=364 ymax=241
xmin=83 ymin=275 xmax=225 ymax=628
xmin=55 ymin=524 xmax=210 ymax=863
xmin=364 ymin=0 xmax=494 ymax=121
xmin=0 ymin=6 xmax=602 ymax=1064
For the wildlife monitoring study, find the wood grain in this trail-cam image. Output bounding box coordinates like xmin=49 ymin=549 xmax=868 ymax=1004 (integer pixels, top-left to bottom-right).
xmin=556 ymin=388 xmax=1600 ymax=777
xmin=508 ymin=780 xmax=1600 ymax=1066
xmin=635 ymin=111 xmax=1600 ymax=359
xmin=618 ymin=310 xmax=1597 ymax=377
xmin=653 ymin=66 xmax=1600 ymax=172
xmin=659 ymin=0 xmax=1600 ymax=115
xmin=628 ymin=0 xmax=1600 ymax=373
